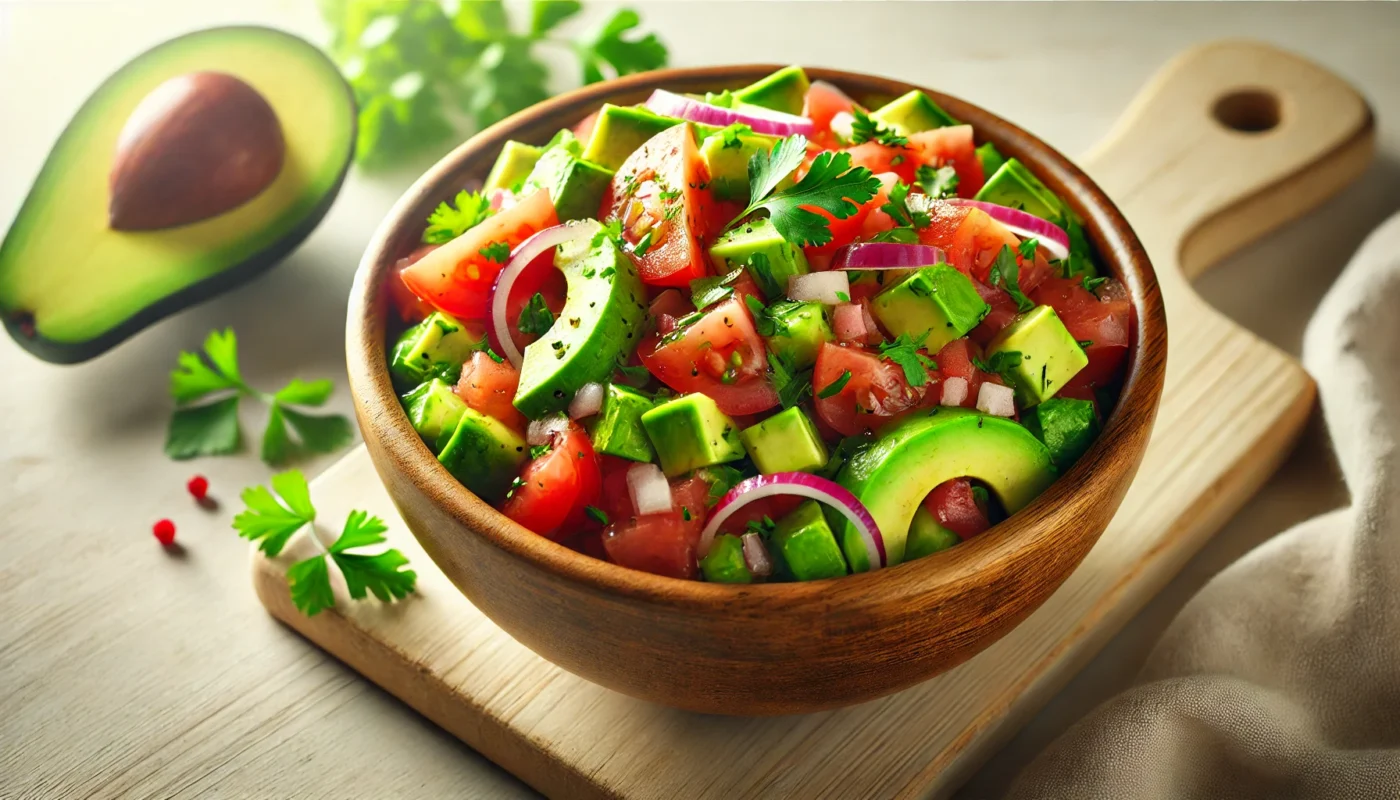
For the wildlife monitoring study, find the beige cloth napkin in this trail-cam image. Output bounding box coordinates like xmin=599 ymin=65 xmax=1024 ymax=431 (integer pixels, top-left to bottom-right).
xmin=1008 ymin=211 xmax=1400 ymax=799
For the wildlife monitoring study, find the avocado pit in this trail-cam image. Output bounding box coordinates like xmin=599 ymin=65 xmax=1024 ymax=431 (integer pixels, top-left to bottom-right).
xmin=109 ymin=71 xmax=285 ymax=231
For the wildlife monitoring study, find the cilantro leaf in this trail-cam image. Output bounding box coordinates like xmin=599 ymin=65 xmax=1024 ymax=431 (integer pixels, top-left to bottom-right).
xmin=165 ymin=396 xmax=242 ymax=459
xmin=974 ymin=351 xmax=1024 ymax=384
xmin=701 ymin=465 xmax=746 ymax=506
xmin=916 ymin=164 xmax=960 ymax=199
xmin=423 ymin=190 xmax=493 ymax=244
xmin=233 ymin=470 xmax=316 ymax=557
xmin=689 ymin=268 xmax=744 ymax=310
xmin=720 ymin=123 xmax=753 ymax=150
xmin=586 ymin=505 xmax=609 ymax=525
xmin=517 ymin=292 xmax=556 ymax=336
xmin=326 ymin=510 xmax=417 ymax=604
xmin=868 ymin=227 xmax=920 ymax=244
xmin=575 ymin=8 xmax=668 ymax=84
xmin=592 ymin=217 xmax=624 ymax=249
xmin=817 ymin=369 xmax=853 ymax=399
xmin=281 ymin=408 xmax=356 ymax=455
xmin=879 ymin=333 xmax=937 ymax=387
xmin=1081 ymin=274 xmax=1108 ymax=293
xmin=274 ymin=378 xmax=334 ymax=406
xmin=988 ymin=245 xmax=1035 ymax=313
xmin=769 ymin=352 xmax=813 ymax=410
xmin=287 ymin=556 xmax=336 ymax=617
xmin=479 ymin=240 xmax=511 ymax=263
xmin=1018 ymin=238 xmax=1040 ymax=262
xmin=848 ymin=108 xmax=908 ymax=147
xmin=170 ymin=328 xmax=243 ymax=403
xmin=531 ymin=0 xmax=582 ymax=35
xmin=743 ymin=134 xmax=809 ymax=213
xmin=744 ymin=147 xmax=883 ymax=247
xmin=882 ymin=182 xmax=931 ymax=229
xmin=261 ymin=404 xmax=293 ymax=464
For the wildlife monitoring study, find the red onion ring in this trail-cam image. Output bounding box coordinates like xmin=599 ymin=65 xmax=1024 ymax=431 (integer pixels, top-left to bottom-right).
xmin=946 ymin=198 xmax=1070 ymax=260
xmin=487 ymin=223 xmax=593 ymax=367
xmin=831 ymin=242 xmax=946 ymax=270
xmin=645 ymin=89 xmax=814 ymax=137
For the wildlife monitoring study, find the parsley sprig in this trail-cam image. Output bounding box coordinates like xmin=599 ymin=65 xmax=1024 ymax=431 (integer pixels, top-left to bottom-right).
xmin=879 ymin=333 xmax=937 ymax=387
xmin=235 ymin=470 xmax=417 ymax=617
xmin=166 ymin=329 xmax=353 ymax=465
xmin=423 ymin=190 xmax=493 ymax=244
xmin=848 ymin=108 xmax=908 ymax=147
xmin=729 ymin=135 xmax=882 ymax=247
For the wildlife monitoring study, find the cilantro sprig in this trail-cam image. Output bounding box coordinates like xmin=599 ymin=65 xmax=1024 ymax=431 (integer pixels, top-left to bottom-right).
xmin=729 ymin=135 xmax=882 ymax=247
xmin=235 ymin=470 xmax=417 ymax=617
xmin=166 ymin=329 xmax=353 ymax=465
xmin=882 ymin=182 xmax=931 ymax=229
xmin=517 ymin=292 xmax=556 ymax=335
xmin=689 ymin=268 xmax=745 ymax=310
xmin=768 ymin=351 xmax=813 ymax=410
xmin=848 ymin=108 xmax=908 ymax=147
xmin=988 ymin=245 xmax=1035 ymax=313
xmin=974 ymin=351 xmax=1024 ymax=385
xmin=879 ymin=333 xmax=937 ymax=387
xmin=916 ymin=164 xmax=960 ymax=199
xmin=423 ymin=190 xmax=493 ymax=244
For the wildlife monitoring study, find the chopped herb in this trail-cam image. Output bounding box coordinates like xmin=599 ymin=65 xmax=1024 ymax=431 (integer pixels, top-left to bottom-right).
xmin=703 ymin=465 xmax=745 ymax=506
xmin=729 ymin=135 xmax=881 ymax=247
xmin=1077 ymin=339 xmax=1094 ymax=349
xmin=1081 ymin=274 xmax=1109 ymax=292
xmin=916 ymin=164 xmax=960 ymax=199
xmin=988 ymin=245 xmax=1035 ymax=313
xmin=422 ymin=190 xmax=492 ymax=244
xmin=1018 ymin=238 xmax=1040 ymax=262
xmin=682 ymin=507 xmax=692 ymax=521
xmin=592 ymin=217 xmax=624 ymax=249
xmin=585 ymin=505 xmax=609 ymax=525
xmin=745 ymin=515 xmax=778 ymax=539
xmin=478 ymin=240 xmax=511 ymax=263
xmin=974 ymin=350 xmax=1024 ymax=384
xmin=879 ymin=332 xmax=937 ymax=387
xmin=484 ymin=346 xmax=505 ymax=364
xmin=689 ymin=268 xmax=745 ymax=310
xmin=632 ymin=229 xmax=655 ymax=256
xmin=817 ymin=434 xmax=874 ymax=480
xmin=817 ymin=369 xmax=853 ymax=398
xmin=516 ymin=292 xmax=556 ymax=336
xmin=835 ymin=291 xmax=851 ymax=303
xmin=882 ymin=181 xmax=932 ymax=229
xmin=868 ymin=227 xmax=920 ymax=244
xmin=848 ymin=107 xmax=908 ymax=147
xmin=769 ymin=352 xmax=813 ymax=410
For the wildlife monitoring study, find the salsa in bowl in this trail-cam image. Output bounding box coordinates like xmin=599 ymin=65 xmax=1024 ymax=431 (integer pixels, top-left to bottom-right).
xmin=350 ymin=65 xmax=1165 ymax=714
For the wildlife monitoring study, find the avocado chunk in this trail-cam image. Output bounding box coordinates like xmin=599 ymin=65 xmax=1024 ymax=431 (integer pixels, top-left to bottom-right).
xmin=700 ymin=534 xmax=754 ymax=584
xmin=986 ymin=305 xmax=1089 ymax=407
xmin=836 ymin=408 xmax=1055 ymax=569
xmin=437 ymin=407 xmax=528 ymax=502
xmin=513 ymin=222 xmax=648 ymax=417
xmin=732 ymin=66 xmax=810 ymax=116
xmin=0 ymin=26 xmax=355 ymax=364
xmin=520 ymin=145 xmax=614 ymax=222
xmin=402 ymin=378 xmax=468 ymax=448
xmin=698 ymin=125 xmax=784 ymax=201
xmin=389 ymin=311 xmax=484 ymax=389
xmin=904 ymin=507 xmax=962 ymax=561
xmin=976 ymin=141 xmax=1007 ymax=178
xmin=586 ymin=383 xmax=656 ymax=462
xmin=641 ymin=393 xmax=747 ymax=477
xmin=762 ymin=301 xmax=834 ymax=370
xmin=1023 ymin=397 xmax=1101 ymax=468
xmin=739 ymin=406 xmax=829 ymax=474
xmin=707 ymin=217 xmax=810 ymax=298
xmin=869 ymin=90 xmax=959 ymax=134
xmin=483 ymin=140 xmax=544 ymax=193
xmin=771 ymin=500 xmax=848 ymax=581
xmin=975 ymin=158 xmax=1065 ymax=222
xmin=870 ymin=265 xmax=989 ymax=352
xmin=581 ymin=104 xmax=682 ymax=170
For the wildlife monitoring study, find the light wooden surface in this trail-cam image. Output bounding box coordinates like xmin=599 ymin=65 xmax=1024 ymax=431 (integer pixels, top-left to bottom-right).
xmin=3 ymin=4 xmax=1397 ymax=799
xmin=248 ymin=40 xmax=1368 ymax=799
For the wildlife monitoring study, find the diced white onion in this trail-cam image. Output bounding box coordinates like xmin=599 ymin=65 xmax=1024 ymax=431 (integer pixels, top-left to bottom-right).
xmin=741 ymin=532 xmax=773 ymax=578
xmin=941 ymin=377 xmax=969 ymax=407
xmin=627 ymin=463 xmax=673 ymax=516
xmin=829 ymin=110 xmax=855 ymax=142
xmin=976 ymin=382 xmax=1016 ymax=417
xmin=788 ymin=271 xmax=851 ymax=305
xmin=568 ymin=382 xmax=604 ymax=420
xmin=526 ymin=414 xmax=570 ymax=447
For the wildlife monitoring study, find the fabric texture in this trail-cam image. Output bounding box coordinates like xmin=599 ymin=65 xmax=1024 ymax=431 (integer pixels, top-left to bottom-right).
xmin=1008 ymin=211 xmax=1400 ymax=799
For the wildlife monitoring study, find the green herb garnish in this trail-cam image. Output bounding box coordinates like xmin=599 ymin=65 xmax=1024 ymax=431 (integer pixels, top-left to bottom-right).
xmin=916 ymin=164 xmax=960 ymax=199
xmin=423 ymin=190 xmax=493 ymax=244
xmin=729 ymin=135 xmax=881 ymax=247
xmin=689 ymin=268 xmax=745 ymax=310
xmin=517 ymin=292 xmax=556 ymax=336
xmin=988 ymin=245 xmax=1035 ymax=313
xmin=848 ymin=107 xmax=908 ymax=147
xmin=879 ymin=332 xmax=937 ymax=387
xmin=817 ymin=369 xmax=853 ymax=399
xmin=586 ymin=505 xmax=609 ymax=525
xmin=479 ymin=240 xmax=511 ymax=263
xmin=882 ymin=181 xmax=932 ymax=229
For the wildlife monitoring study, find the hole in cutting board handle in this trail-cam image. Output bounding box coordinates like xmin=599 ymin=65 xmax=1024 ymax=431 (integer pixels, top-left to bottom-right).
xmin=1212 ymin=89 xmax=1282 ymax=133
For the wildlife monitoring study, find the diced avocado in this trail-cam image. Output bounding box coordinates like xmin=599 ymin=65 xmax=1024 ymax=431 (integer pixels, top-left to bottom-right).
xmin=869 ymin=90 xmax=959 ymax=135
xmin=707 ymin=217 xmax=809 ymax=298
xmin=762 ymin=301 xmax=833 ymax=370
xmin=1023 ymin=397 xmax=1101 ymax=468
xmin=389 ymin=311 xmax=484 ymax=389
xmin=975 ymin=158 xmax=1064 ymax=222
xmin=544 ymin=127 xmax=584 ymax=156
xmin=836 ymin=408 xmax=1055 ymax=569
xmin=402 ymin=378 xmax=467 ymax=448
xmin=520 ymin=145 xmax=614 ymax=222
xmin=0 ymin=27 xmax=355 ymax=364
xmin=904 ymin=507 xmax=961 ymax=561
xmin=732 ymin=66 xmax=810 ymax=115
xmin=871 ymin=265 xmax=989 ymax=352
xmin=986 ymin=305 xmax=1089 ymax=407
xmin=581 ymin=104 xmax=682 ymax=170
xmin=483 ymin=140 xmax=544 ymax=193
xmin=586 ymin=383 xmax=656 ymax=462
xmin=739 ymin=406 xmax=829 ymax=474
xmin=514 ymin=222 xmax=648 ymax=417
xmin=698 ymin=125 xmax=783 ymax=201
xmin=640 ymin=393 xmax=747 ymax=477
xmin=436 ymin=407 xmax=527 ymax=502
xmin=976 ymin=141 xmax=1007 ymax=178
xmin=770 ymin=500 xmax=848 ymax=581
xmin=700 ymin=534 xmax=754 ymax=584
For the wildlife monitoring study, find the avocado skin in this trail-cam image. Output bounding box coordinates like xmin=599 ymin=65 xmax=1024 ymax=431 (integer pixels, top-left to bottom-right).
xmin=0 ymin=26 xmax=355 ymax=364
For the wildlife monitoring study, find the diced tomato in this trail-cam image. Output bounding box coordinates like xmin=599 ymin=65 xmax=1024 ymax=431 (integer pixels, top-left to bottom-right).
xmin=933 ymin=338 xmax=995 ymax=409
xmin=918 ymin=201 xmax=1050 ymax=291
xmin=968 ymin=278 xmax=1020 ymax=345
xmin=388 ymin=245 xmax=440 ymax=323
xmin=501 ymin=421 xmax=596 ymax=540
xmin=670 ymin=475 xmax=711 ymax=540
xmin=638 ymin=296 xmax=779 ymax=415
xmin=455 ymin=351 xmax=527 ymax=433
xmin=503 ymin=251 xmax=568 ymax=353
xmin=1033 ymin=276 xmax=1133 ymax=390
xmin=602 ymin=125 xmax=715 ymax=287
xmin=599 ymin=472 xmax=710 ymax=580
xmin=813 ymin=342 xmax=927 ymax=436
xmin=922 ymin=478 xmax=990 ymax=540
xmin=844 ymin=142 xmax=918 ymax=183
xmin=908 ymin=126 xmax=984 ymax=197
xmin=401 ymin=189 xmax=559 ymax=321
xmin=716 ymin=495 xmax=804 ymax=538
xmin=802 ymin=172 xmax=898 ymax=263
xmin=562 ymin=433 xmax=603 ymax=531
xmin=804 ymin=81 xmax=858 ymax=149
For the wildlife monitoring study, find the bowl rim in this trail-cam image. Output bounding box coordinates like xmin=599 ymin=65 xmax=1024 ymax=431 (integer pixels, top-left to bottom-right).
xmin=347 ymin=63 xmax=1167 ymax=611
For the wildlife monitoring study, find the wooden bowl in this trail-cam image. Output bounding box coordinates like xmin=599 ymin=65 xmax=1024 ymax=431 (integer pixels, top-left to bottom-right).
xmin=347 ymin=65 xmax=1167 ymax=716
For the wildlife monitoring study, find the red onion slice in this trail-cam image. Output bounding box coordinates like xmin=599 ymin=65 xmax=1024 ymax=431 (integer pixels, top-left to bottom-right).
xmin=645 ymin=89 xmax=814 ymax=137
xmin=488 ymin=223 xmax=593 ymax=366
xmin=831 ymin=242 xmax=946 ymax=270
xmin=946 ymin=198 xmax=1070 ymax=260
xmin=698 ymin=472 xmax=885 ymax=571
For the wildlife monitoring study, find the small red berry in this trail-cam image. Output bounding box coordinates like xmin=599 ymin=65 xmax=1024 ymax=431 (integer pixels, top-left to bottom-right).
xmin=187 ymin=475 xmax=209 ymax=500
xmin=153 ymin=519 xmax=177 ymax=546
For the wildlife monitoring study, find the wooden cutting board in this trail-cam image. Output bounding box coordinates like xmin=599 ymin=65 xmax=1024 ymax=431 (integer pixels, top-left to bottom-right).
xmin=252 ymin=41 xmax=1372 ymax=799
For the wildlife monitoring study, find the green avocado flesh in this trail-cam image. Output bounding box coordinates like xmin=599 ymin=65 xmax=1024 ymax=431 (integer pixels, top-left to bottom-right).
xmin=836 ymin=408 xmax=1055 ymax=569
xmin=437 ymin=407 xmax=527 ymax=502
xmin=700 ymin=534 xmax=754 ymax=584
xmin=905 ymin=507 xmax=961 ymax=561
xmin=0 ymin=27 xmax=355 ymax=363
xmin=512 ymin=223 xmax=648 ymax=417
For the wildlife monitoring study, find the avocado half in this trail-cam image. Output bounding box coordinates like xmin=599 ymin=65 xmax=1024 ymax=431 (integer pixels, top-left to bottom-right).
xmin=0 ymin=26 xmax=356 ymax=363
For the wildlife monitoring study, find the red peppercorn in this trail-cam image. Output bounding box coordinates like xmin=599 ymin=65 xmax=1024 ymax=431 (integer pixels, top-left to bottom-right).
xmin=187 ymin=475 xmax=209 ymax=500
xmin=153 ymin=519 xmax=176 ymax=546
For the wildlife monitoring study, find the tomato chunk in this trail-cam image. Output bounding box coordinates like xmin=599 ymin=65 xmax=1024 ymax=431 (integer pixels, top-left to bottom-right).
xmin=401 ymin=189 xmax=559 ymax=320
xmin=1033 ymin=276 xmax=1133 ymax=389
xmin=933 ymin=338 xmax=997 ymax=409
xmin=918 ymin=200 xmax=1049 ymax=291
xmin=813 ymin=342 xmax=927 ymax=437
xmin=638 ymin=296 xmax=779 ymax=415
xmin=501 ymin=421 xmax=597 ymax=541
xmin=600 ymin=473 xmax=710 ymax=580
xmin=922 ymin=478 xmax=990 ymax=540
xmin=389 ymin=245 xmax=439 ymax=323
xmin=909 ymin=126 xmax=984 ymax=197
xmin=804 ymin=81 xmax=857 ymax=150
xmin=456 ymin=351 xmax=527 ymax=433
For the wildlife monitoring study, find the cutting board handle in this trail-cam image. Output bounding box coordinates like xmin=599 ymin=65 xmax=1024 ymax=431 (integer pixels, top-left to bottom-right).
xmin=1083 ymin=40 xmax=1374 ymax=279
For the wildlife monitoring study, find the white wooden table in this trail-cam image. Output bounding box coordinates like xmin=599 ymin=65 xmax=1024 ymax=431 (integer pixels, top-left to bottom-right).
xmin=2 ymin=2 xmax=1397 ymax=797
